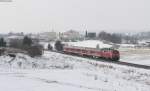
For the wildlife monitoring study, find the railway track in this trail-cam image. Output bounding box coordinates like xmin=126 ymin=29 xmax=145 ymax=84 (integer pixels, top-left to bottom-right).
xmin=49 ymin=50 xmax=150 ymax=70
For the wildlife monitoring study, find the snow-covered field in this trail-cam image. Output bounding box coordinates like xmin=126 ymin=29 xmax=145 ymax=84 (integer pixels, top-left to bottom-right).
xmin=119 ymin=48 xmax=150 ymax=66
xmin=0 ymin=51 xmax=150 ymax=91
xmin=65 ymin=40 xmax=112 ymax=48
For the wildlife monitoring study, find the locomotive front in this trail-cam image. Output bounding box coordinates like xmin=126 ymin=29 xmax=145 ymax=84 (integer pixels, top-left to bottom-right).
xmin=112 ymin=50 xmax=120 ymax=61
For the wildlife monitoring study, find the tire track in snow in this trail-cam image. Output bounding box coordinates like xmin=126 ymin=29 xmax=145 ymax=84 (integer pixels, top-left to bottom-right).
xmin=33 ymin=77 xmax=113 ymax=91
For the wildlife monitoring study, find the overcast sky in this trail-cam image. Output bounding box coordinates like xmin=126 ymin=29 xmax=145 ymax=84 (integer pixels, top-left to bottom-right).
xmin=0 ymin=0 xmax=150 ymax=33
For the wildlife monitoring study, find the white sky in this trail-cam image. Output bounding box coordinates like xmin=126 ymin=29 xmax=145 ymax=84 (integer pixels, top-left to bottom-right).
xmin=0 ymin=0 xmax=150 ymax=33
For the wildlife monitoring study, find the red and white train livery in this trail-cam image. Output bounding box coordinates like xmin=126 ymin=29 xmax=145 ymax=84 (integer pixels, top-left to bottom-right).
xmin=63 ymin=46 xmax=120 ymax=61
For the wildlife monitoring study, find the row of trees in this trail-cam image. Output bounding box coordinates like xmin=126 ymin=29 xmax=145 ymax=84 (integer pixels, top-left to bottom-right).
xmin=0 ymin=36 xmax=32 ymax=48
xmin=0 ymin=36 xmax=43 ymax=57
xmin=0 ymin=38 xmax=6 ymax=47
xmin=9 ymin=36 xmax=33 ymax=49
xmin=98 ymin=31 xmax=122 ymax=44
xmin=96 ymin=31 xmax=138 ymax=44
xmin=21 ymin=36 xmax=43 ymax=57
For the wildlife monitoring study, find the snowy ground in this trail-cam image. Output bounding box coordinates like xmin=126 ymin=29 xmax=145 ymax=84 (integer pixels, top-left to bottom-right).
xmin=0 ymin=51 xmax=150 ymax=91
xmin=119 ymin=48 xmax=150 ymax=66
xmin=65 ymin=40 xmax=112 ymax=48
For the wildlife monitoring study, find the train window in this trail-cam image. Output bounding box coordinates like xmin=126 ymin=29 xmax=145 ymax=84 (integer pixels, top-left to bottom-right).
xmin=113 ymin=50 xmax=119 ymax=54
xmin=82 ymin=50 xmax=86 ymax=53
xmin=90 ymin=51 xmax=95 ymax=53
xmin=78 ymin=49 xmax=81 ymax=51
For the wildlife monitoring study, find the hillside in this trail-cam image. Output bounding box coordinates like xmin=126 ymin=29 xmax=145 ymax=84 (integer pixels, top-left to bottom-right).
xmin=0 ymin=51 xmax=149 ymax=91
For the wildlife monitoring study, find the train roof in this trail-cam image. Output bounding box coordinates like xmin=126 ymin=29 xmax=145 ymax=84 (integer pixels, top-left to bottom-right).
xmin=64 ymin=45 xmax=115 ymax=51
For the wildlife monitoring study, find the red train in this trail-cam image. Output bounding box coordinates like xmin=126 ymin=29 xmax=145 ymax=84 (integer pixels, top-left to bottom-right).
xmin=63 ymin=46 xmax=120 ymax=61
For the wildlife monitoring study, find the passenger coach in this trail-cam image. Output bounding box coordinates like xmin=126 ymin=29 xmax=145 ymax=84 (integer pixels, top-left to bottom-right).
xmin=63 ymin=46 xmax=120 ymax=61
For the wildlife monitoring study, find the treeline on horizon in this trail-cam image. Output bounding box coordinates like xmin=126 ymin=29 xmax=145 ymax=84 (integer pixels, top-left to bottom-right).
xmin=98 ymin=31 xmax=150 ymax=44
xmin=97 ymin=31 xmax=138 ymax=44
xmin=1 ymin=30 xmax=150 ymax=45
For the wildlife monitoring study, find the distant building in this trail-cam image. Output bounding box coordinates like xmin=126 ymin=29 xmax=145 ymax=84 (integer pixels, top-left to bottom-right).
xmin=8 ymin=32 xmax=24 ymax=36
xmin=87 ymin=32 xmax=96 ymax=39
xmin=6 ymin=35 xmax=24 ymax=47
xmin=38 ymin=32 xmax=57 ymax=42
xmin=60 ymin=30 xmax=83 ymax=41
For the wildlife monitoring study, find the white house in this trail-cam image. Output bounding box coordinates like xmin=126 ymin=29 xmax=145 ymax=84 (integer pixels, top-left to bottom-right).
xmin=60 ymin=30 xmax=83 ymax=41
